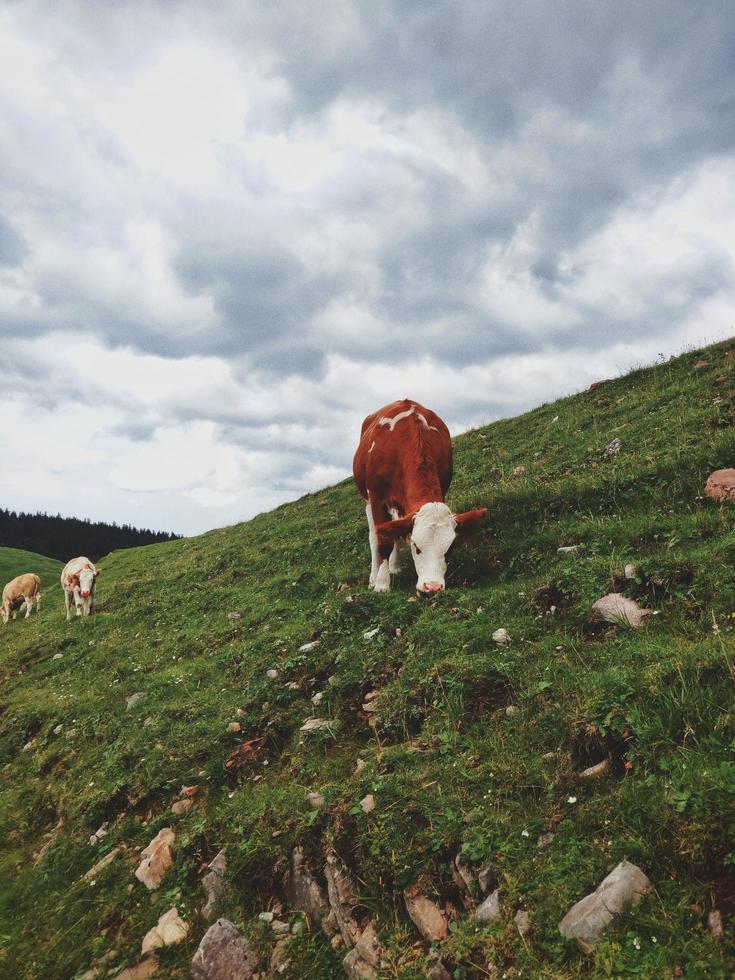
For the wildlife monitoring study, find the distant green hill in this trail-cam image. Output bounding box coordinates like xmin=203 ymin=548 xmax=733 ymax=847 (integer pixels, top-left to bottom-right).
xmin=1 ymin=340 xmax=734 ymax=978
xmin=0 ymin=547 xmax=62 ymax=593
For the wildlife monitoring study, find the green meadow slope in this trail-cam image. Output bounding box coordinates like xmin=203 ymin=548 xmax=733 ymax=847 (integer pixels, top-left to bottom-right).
xmin=1 ymin=341 xmax=735 ymax=979
xmin=0 ymin=547 xmax=62 ymax=595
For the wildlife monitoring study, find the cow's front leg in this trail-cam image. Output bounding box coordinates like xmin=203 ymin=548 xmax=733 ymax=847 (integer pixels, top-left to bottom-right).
xmin=64 ymin=589 xmax=73 ymax=621
xmin=366 ymin=503 xmax=380 ymax=588
xmin=374 ymin=558 xmax=391 ymax=592
xmin=23 ymin=597 xmax=32 ymax=619
xmin=74 ymin=590 xmax=82 ymax=616
xmin=388 ymin=539 xmax=401 ymax=575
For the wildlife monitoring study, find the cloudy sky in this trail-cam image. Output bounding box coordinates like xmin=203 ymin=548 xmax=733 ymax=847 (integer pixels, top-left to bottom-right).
xmin=2 ymin=1 xmax=734 ymax=535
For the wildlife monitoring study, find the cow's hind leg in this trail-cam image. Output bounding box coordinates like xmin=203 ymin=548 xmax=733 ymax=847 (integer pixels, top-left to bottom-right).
xmin=366 ymin=503 xmax=380 ymax=588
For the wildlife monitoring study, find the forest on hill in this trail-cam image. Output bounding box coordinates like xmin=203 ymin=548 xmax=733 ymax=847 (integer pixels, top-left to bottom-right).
xmin=0 ymin=508 xmax=181 ymax=563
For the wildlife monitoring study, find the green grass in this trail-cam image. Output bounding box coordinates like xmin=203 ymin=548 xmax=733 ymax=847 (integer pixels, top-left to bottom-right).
xmin=1 ymin=340 xmax=735 ymax=979
xmin=0 ymin=547 xmax=62 ymax=595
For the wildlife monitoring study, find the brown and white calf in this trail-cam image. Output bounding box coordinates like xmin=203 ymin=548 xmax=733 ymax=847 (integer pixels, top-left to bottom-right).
xmin=61 ymin=557 xmax=100 ymax=620
xmin=353 ymin=399 xmax=487 ymax=594
xmin=2 ymin=573 xmax=41 ymax=624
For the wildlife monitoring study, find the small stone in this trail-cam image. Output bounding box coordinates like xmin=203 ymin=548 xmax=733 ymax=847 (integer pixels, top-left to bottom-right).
xmin=475 ymin=889 xmax=502 ymax=924
xmin=605 ymin=438 xmax=622 ymax=456
xmin=227 ymin=611 xmax=241 ymax=621
xmin=141 ymin=907 xmax=189 ymax=954
xmin=89 ymin=824 xmax=108 ymax=845
xmin=705 ymin=468 xmax=735 ymax=503
xmin=65 ymin=728 xmax=77 ymax=739
xmin=363 ymin=628 xmax=380 ymax=640
xmin=171 ymin=799 xmax=192 ymax=816
xmin=143 ymin=717 xmax=154 ymax=727
xmin=298 ymin=640 xmax=320 ymax=652
xmin=590 ymin=593 xmax=651 ymax=629
xmin=427 ymin=964 xmax=452 ymax=980
xmin=52 ymin=653 xmax=63 ymax=661
xmin=271 ymin=920 xmax=290 ymax=935
xmin=404 ymin=877 xmax=448 ymax=942
xmin=307 ymin=792 xmax=325 ymax=809
xmin=135 ymin=828 xmax=175 ymax=890
xmin=288 ymin=847 xmax=332 ymax=931
xmin=557 ymin=545 xmax=579 ymax=554
xmin=579 ymin=758 xmax=609 ymax=779
xmin=191 ymin=918 xmax=260 ymax=979
xmin=285 ymin=681 xmax=300 ymax=690
xmin=505 ymin=704 xmax=519 ymax=717
xmin=492 ymin=628 xmax=510 ymax=645
xmin=511 ymin=465 xmax=526 ymax=476
xmin=537 ymin=832 xmax=555 ymax=850
xmin=694 ymin=359 xmax=710 ymax=369
xmin=300 ymin=718 xmax=333 ymax=732
xmin=624 ymin=563 xmax=639 ymax=580
xmin=236 ymin=708 xmax=245 ymax=718
xmin=201 ymin=850 xmax=231 ymax=922
xmin=180 ymin=784 xmax=199 ymax=798
xmin=82 ymin=847 xmax=121 ymax=882
xmin=478 ymin=865 xmax=496 ymax=895
xmin=110 ymin=960 xmax=159 ymax=980
xmin=266 ymin=669 xmax=279 ymax=679
xmin=53 ymin=724 xmax=63 ymax=735
xmin=258 ymin=911 xmax=274 ymax=922
xmin=311 ymin=691 xmax=324 ymax=705
xmin=708 ymin=909 xmax=724 ymax=940
xmin=515 ymin=909 xmax=531 ymax=937
xmin=558 ymin=860 xmax=652 ymax=952
xmin=228 ymin=722 xmax=241 ymax=732
xmin=360 ymin=794 xmax=375 ymax=813
xmin=126 ymin=692 xmax=145 ymax=711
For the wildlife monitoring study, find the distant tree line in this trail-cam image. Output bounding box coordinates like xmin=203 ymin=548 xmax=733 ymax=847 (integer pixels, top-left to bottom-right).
xmin=0 ymin=507 xmax=181 ymax=562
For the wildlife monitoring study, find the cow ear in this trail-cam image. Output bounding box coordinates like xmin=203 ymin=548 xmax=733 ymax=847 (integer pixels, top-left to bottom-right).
xmin=95 ymin=569 xmax=101 ymax=577
xmin=376 ymin=514 xmax=414 ymax=542
xmin=454 ymin=508 xmax=487 ymax=534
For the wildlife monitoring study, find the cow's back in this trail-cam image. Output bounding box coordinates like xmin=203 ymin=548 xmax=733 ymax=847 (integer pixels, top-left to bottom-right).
xmin=3 ymin=573 xmax=40 ymax=602
xmin=353 ymin=400 xmax=453 ymax=501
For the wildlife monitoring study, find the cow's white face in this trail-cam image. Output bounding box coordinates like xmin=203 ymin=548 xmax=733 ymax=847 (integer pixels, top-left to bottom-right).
xmin=409 ymin=502 xmax=456 ymax=594
xmin=78 ymin=568 xmax=95 ymax=598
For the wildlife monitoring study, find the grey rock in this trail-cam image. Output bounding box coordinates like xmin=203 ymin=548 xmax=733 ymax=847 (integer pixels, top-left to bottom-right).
xmin=590 ymin=593 xmax=650 ymax=629
xmin=478 ymin=865 xmax=497 ymax=895
xmin=505 ymin=704 xmax=519 ymax=717
xmin=307 ymin=792 xmax=325 ymax=809
xmin=537 ymin=832 xmax=555 ymax=850
xmin=126 ymin=692 xmax=145 ymax=710
xmin=201 ymin=850 xmax=232 ymax=922
xmin=515 ymin=909 xmax=531 ymax=938
xmin=226 ymin=612 xmax=241 ymax=621
xmin=579 ymin=759 xmax=609 ymax=780
xmin=288 ymin=847 xmax=333 ymax=933
xmin=271 ymin=920 xmax=290 ymax=935
xmin=325 ymin=849 xmax=361 ymax=947
xmin=270 ymin=938 xmax=291 ymax=975
xmin=475 ymin=889 xmax=502 ymax=924
xmin=558 ymin=861 xmax=652 ymax=952
xmin=605 ymin=438 xmax=622 ymax=456
xmin=191 ymin=918 xmax=260 ymax=979
xmin=557 ymin=545 xmax=579 ymax=554
xmin=708 ymin=909 xmax=724 ymax=940
xmin=342 ymin=922 xmax=381 ymax=979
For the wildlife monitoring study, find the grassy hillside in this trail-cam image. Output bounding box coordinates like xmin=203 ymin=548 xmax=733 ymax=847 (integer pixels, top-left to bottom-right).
xmin=0 ymin=547 xmax=62 ymax=595
xmin=1 ymin=340 xmax=734 ymax=979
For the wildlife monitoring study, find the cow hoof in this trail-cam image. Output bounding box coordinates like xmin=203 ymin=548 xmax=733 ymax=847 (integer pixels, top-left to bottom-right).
xmin=374 ymin=583 xmax=390 ymax=593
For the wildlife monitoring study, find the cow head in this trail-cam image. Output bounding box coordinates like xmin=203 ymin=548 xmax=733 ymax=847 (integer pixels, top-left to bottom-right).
xmin=376 ymin=502 xmax=487 ymax=593
xmin=77 ymin=566 xmax=99 ymax=599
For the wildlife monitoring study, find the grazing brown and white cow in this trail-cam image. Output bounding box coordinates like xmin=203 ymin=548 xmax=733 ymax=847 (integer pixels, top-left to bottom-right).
xmin=2 ymin=573 xmax=41 ymax=624
xmin=61 ymin=557 xmax=100 ymax=620
xmin=353 ymin=399 xmax=487 ymax=593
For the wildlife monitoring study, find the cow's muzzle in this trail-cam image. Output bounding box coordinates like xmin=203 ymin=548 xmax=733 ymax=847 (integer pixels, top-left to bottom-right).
xmin=418 ymin=581 xmax=444 ymax=595
xmin=81 ymin=590 xmax=90 ymax=598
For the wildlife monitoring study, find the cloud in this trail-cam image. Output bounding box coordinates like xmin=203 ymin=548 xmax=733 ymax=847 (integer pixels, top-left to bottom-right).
xmin=0 ymin=0 xmax=734 ymax=533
